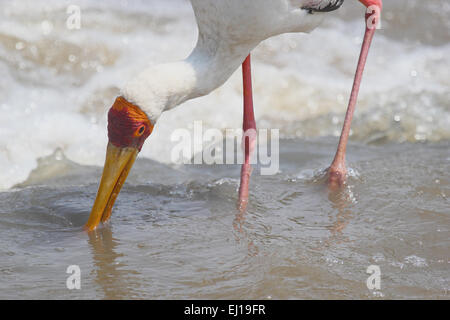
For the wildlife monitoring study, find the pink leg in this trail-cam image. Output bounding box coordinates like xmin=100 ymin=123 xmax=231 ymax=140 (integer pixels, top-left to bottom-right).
xmin=328 ymin=24 xmax=377 ymax=188
xmin=238 ymin=54 xmax=256 ymax=212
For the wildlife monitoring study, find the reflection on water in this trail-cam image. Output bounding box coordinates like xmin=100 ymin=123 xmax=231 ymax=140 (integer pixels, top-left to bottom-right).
xmin=233 ymin=206 xmax=260 ymax=257
xmin=87 ymin=226 xmax=140 ymax=299
xmin=325 ymin=185 xmax=356 ymax=246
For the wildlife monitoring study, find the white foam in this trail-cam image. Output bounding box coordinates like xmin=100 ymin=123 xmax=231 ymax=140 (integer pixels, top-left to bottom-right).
xmin=0 ymin=0 xmax=449 ymax=190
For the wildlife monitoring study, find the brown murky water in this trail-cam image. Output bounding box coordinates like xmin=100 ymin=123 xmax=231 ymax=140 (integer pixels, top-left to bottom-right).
xmin=0 ymin=0 xmax=449 ymax=299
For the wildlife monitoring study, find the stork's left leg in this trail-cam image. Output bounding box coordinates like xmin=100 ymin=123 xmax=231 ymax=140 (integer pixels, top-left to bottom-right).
xmin=238 ymin=54 xmax=256 ymax=212
xmin=328 ymin=20 xmax=379 ymax=188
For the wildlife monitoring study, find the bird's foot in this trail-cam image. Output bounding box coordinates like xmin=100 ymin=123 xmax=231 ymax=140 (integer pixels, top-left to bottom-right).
xmin=237 ymin=163 xmax=252 ymax=212
xmin=327 ymin=164 xmax=348 ymax=190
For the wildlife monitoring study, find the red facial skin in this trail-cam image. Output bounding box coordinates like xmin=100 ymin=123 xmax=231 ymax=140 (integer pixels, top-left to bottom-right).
xmin=107 ymin=96 xmax=153 ymax=151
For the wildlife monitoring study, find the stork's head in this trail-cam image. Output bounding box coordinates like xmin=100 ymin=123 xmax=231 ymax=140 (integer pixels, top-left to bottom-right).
xmin=107 ymin=97 xmax=153 ymax=151
xmin=84 ymin=97 xmax=153 ymax=231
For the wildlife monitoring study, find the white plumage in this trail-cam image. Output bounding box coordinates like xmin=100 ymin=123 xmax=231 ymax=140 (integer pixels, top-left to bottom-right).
xmin=122 ymin=0 xmax=340 ymax=122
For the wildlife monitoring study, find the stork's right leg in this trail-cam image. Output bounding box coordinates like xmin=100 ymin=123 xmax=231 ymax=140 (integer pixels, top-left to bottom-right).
xmin=238 ymin=54 xmax=256 ymax=212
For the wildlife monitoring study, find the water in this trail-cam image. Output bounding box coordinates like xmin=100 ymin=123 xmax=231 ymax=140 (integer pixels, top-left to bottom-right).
xmin=0 ymin=0 xmax=449 ymax=299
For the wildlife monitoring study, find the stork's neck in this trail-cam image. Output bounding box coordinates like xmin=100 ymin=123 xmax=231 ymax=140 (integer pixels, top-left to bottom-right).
xmin=121 ymin=39 xmax=257 ymax=123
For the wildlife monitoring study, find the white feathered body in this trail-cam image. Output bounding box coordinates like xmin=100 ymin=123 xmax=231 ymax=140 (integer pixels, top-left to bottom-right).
xmin=122 ymin=0 xmax=334 ymax=122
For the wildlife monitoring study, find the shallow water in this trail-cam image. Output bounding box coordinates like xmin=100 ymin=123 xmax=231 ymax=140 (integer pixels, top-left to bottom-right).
xmin=0 ymin=139 xmax=449 ymax=299
xmin=0 ymin=0 xmax=449 ymax=299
